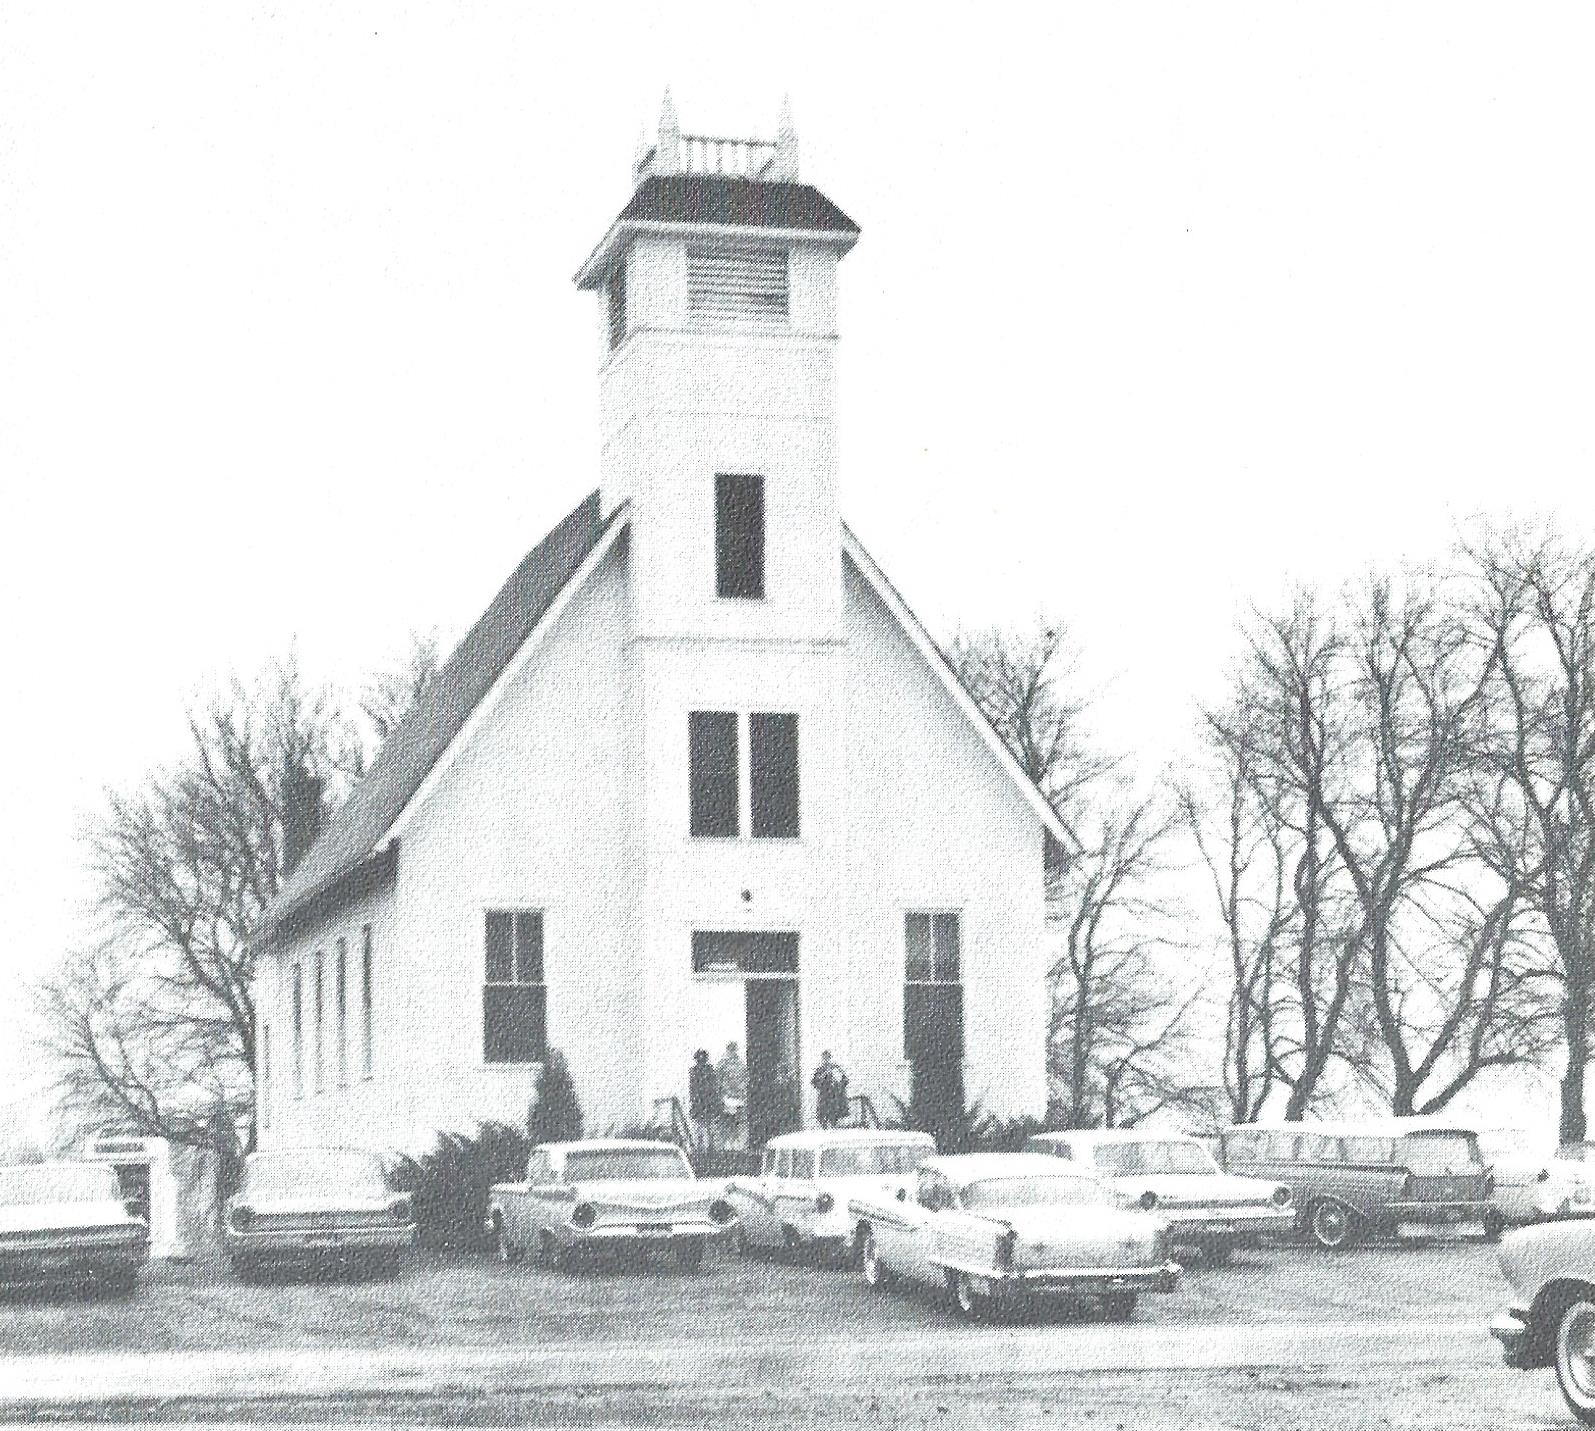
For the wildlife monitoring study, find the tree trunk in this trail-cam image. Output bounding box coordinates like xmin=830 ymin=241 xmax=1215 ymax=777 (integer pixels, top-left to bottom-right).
xmin=1564 ymin=989 xmax=1589 ymax=1145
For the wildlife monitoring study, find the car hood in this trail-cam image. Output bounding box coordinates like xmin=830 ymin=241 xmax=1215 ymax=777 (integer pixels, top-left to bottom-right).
xmin=991 ymin=1205 xmax=1167 ymax=1270
xmin=1110 ymin=1173 xmax=1284 ymax=1207
xmin=0 ymin=1200 xmax=141 ymax=1235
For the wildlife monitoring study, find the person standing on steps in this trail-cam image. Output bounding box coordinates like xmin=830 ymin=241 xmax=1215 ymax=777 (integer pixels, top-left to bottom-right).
xmin=812 ymin=1050 xmax=850 ymax=1129
xmin=717 ymin=1040 xmax=748 ymax=1149
xmin=689 ymin=1048 xmax=724 ymax=1154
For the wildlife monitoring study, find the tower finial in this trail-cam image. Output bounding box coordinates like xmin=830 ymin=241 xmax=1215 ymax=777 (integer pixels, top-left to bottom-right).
xmin=772 ymin=94 xmax=799 ymax=181
xmin=656 ymin=88 xmax=681 ymax=175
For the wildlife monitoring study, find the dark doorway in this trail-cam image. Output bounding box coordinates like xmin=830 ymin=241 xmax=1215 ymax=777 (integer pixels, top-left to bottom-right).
xmin=745 ymin=979 xmax=801 ymax=1147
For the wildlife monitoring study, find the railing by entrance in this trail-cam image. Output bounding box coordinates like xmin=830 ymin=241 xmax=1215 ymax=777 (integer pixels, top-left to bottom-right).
xmin=651 ymin=1096 xmax=694 ymax=1152
xmin=845 ymin=1094 xmax=882 ymax=1129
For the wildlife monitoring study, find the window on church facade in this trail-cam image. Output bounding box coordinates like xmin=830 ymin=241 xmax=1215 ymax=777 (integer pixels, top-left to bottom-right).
xmin=607 ymin=264 xmax=627 ymax=350
xmin=312 ymin=952 xmax=325 ymax=1093
xmin=334 ymin=937 xmax=348 ymax=1087
xmin=903 ymin=912 xmax=964 ymax=1061
xmin=750 ymin=712 xmax=800 ymax=838
xmin=360 ymin=925 xmax=374 ymax=1079
xmin=484 ymin=910 xmax=547 ymax=1064
xmin=715 ymin=473 xmax=765 ymax=600
xmin=291 ymin=964 xmax=304 ymax=1099
xmin=689 ymin=710 xmax=739 ymax=836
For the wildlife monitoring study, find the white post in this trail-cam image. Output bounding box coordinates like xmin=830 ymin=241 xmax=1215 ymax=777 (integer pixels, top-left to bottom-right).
xmin=656 ymin=88 xmax=681 ymax=175
xmin=772 ymin=95 xmax=799 ymax=181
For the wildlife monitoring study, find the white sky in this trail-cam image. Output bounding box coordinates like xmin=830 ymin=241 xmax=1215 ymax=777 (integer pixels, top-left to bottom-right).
xmin=2 ymin=3 xmax=1593 ymax=1116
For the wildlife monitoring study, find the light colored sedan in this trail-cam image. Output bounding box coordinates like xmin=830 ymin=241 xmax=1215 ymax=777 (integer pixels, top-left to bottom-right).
xmin=1480 ymin=1130 xmax=1595 ymax=1233
xmin=1026 ymin=1129 xmax=1293 ymax=1263
xmin=726 ymin=1129 xmax=935 ymax=1263
xmin=487 ymin=1139 xmax=736 ymax=1272
xmin=849 ymin=1153 xmax=1180 ymax=1321
xmin=0 ymin=1162 xmax=148 ymax=1298
xmin=225 ymin=1148 xmax=415 ymax=1279
xmin=1491 ymin=1216 xmax=1595 ymax=1423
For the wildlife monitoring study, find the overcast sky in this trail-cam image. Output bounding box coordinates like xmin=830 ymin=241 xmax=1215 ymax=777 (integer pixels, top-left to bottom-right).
xmin=2 ymin=3 xmax=1593 ymax=1123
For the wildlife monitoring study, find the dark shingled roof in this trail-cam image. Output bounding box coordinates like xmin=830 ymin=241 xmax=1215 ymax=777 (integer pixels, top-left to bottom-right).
xmin=617 ymin=175 xmax=859 ymax=235
xmin=268 ymin=490 xmax=616 ymax=934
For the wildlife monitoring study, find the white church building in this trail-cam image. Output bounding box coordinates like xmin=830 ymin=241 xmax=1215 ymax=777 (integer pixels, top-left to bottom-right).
xmin=255 ymin=100 xmax=1065 ymax=1154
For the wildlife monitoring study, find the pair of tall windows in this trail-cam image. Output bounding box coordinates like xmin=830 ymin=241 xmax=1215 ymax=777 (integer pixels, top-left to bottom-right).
xmin=688 ymin=711 xmax=800 ymax=839
xmin=484 ymin=910 xmax=547 ymax=1064
xmin=287 ymin=926 xmax=374 ymax=1099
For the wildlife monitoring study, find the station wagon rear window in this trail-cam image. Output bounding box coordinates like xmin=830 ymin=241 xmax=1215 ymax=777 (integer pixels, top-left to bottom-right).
xmin=1092 ymin=1141 xmax=1217 ymax=1176
xmin=819 ymin=1144 xmax=930 ymax=1178
xmin=961 ymin=1176 xmax=1104 ymax=1211
xmin=564 ymin=1149 xmax=690 ymax=1182
xmin=1396 ymin=1133 xmax=1479 ymax=1174
xmin=0 ymin=1165 xmax=120 ymax=1206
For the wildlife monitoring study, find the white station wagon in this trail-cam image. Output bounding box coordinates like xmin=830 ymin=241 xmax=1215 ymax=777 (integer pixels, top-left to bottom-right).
xmin=487 ymin=1139 xmax=737 ymax=1272
xmin=726 ymin=1129 xmax=935 ymax=1262
xmin=850 ymin=1153 xmax=1180 ymax=1321
xmin=1026 ymin=1129 xmax=1293 ymax=1263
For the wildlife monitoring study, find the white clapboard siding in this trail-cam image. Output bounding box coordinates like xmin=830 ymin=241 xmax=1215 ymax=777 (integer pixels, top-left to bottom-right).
xmin=686 ymin=244 xmax=789 ymax=326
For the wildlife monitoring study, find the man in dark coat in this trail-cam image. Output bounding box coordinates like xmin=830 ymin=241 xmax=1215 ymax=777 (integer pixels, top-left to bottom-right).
xmin=812 ymin=1050 xmax=850 ymax=1129
xmin=689 ymin=1049 xmax=724 ymax=1151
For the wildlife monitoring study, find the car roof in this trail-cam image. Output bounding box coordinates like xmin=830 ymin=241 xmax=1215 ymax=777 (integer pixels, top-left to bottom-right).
xmin=927 ymin=1153 xmax=1094 ymax=1184
xmin=1226 ymin=1117 xmax=1477 ymax=1140
xmin=1030 ymin=1129 xmax=1201 ymax=1147
xmin=764 ymin=1129 xmax=936 ymax=1151
xmin=539 ymin=1139 xmax=688 ymax=1155
xmin=246 ymin=1146 xmax=379 ymax=1161
xmin=0 ymin=1160 xmax=111 ymax=1177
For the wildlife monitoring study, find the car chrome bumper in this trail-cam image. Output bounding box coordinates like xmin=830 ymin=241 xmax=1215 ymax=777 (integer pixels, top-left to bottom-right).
xmin=997 ymin=1259 xmax=1183 ymax=1296
xmin=1490 ymin=1308 xmax=1535 ymax=1369
xmin=226 ymin=1226 xmax=416 ymax=1258
xmin=565 ymin=1220 xmax=734 ymax=1245
xmin=1165 ymin=1208 xmax=1295 ymax=1238
xmin=0 ymin=1238 xmax=147 ymax=1283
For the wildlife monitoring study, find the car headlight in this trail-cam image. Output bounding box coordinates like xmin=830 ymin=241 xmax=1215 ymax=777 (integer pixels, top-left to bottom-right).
xmin=389 ymin=1196 xmax=414 ymax=1225
xmin=1139 ymin=1190 xmax=1159 ymax=1211
xmin=1272 ymin=1186 xmax=1292 ymax=1208
xmin=571 ymin=1202 xmax=598 ymax=1230
xmin=815 ymin=1192 xmax=835 ymax=1214
xmin=229 ymin=1205 xmax=254 ymax=1233
xmin=709 ymin=1199 xmax=736 ymax=1225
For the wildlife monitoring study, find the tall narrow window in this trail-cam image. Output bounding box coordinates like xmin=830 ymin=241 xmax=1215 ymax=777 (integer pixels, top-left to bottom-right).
xmin=335 ymin=938 xmax=348 ymax=1087
xmin=750 ymin=713 xmax=800 ymax=838
xmin=291 ymin=966 xmax=304 ymax=1099
xmin=715 ymin=473 xmax=765 ymax=600
xmin=689 ymin=710 xmax=740 ymax=837
xmin=607 ymin=264 xmax=627 ymax=350
xmin=484 ymin=910 xmax=547 ymax=1064
xmin=361 ymin=925 xmax=374 ymax=1079
xmin=903 ymin=912 xmax=964 ymax=1061
xmin=312 ymin=953 xmax=325 ymax=1092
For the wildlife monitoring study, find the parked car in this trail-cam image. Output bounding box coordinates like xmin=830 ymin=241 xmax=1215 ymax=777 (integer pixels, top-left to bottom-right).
xmin=726 ymin=1129 xmax=935 ymax=1263
xmin=1479 ymin=1130 xmax=1595 ymax=1233
xmin=1024 ymin=1129 xmax=1293 ymax=1264
xmin=1221 ymin=1117 xmax=1492 ymax=1249
xmin=224 ymin=1147 xmax=415 ymax=1280
xmin=848 ymin=1153 xmax=1180 ymax=1321
xmin=487 ymin=1139 xmax=736 ymax=1272
xmin=0 ymin=1162 xmax=148 ymax=1297
xmin=1491 ymin=1217 xmax=1595 ymax=1423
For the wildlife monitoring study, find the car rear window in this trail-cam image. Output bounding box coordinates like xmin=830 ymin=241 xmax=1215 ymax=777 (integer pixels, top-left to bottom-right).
xmin=563 ymin=1149 xmax=692 ymax=1182
xmin=1397 ymin=1134 xmax=1479 ymax=1174
xmin=819 ymin=1143 xmax=930 ymax=1178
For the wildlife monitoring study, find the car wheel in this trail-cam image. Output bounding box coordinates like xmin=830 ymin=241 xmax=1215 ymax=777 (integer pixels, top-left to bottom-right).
xmin=1555 ymin=1298 xmax=1595 ymax=1425
xmin=675 ymin=1238 xmax=706 ymax=1273
xmin=1308 ymin=1200 xmax=1356 ymax=1250
xmin=1102 ymin=1292 xmax=1137 ymax=1322
xmin=494 ymin=1221 xmax=521 ymax=1266
xmin=948 ymin=1270 xmax=991 ymax=1322
xmin=1484 ymin=1209 xmax=1506 ymax=1243
xmin=859 ymin=1229 xmax=893 ymax=1290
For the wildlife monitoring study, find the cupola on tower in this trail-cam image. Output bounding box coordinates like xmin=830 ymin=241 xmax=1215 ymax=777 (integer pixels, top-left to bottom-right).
xmin=575 ymin=94 xmax=860 ymax=647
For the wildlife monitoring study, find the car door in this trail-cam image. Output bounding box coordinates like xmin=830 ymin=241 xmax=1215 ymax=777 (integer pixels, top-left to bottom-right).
xmin=753 ymin=1148 xmax=789 ymax=1249
xmin=902 ymin=1169 xmax=952 ymax=1285
xmin=500 ymin=1151 xmax=543 ymax=1252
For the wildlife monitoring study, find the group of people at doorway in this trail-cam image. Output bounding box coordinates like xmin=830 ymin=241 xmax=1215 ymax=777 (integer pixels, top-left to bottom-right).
xmin=688 ymin=1046 xmax=852 ymax=1151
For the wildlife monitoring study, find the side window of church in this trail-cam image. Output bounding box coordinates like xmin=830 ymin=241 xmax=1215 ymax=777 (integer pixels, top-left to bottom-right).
xmin=689 ymin=710 xmax=739 ymax=837
xmin=484 ymin=910 xmax=547 ymax=1064
xmin=903 ymin=912 xmax=964 ymax=1061
xmin=607 ymin=263 xmax=627 ymax=351
xmin=715 ymin=473 xmax=765 ymax=600
xmin=291 ymin=964 xmax=304 ymax=1099
xmin=750 ymin=713 xmax=800 ymax=838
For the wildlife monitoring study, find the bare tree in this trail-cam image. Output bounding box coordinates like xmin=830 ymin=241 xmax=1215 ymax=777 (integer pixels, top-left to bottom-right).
xmin=33 ymin=657 xmax=354 ymax=1157
xmin=951 ymin=622 xmax=1204 ymax=1127
xmin=360 ymin=629 xmax=443 ymax=758
xmin=1465 ymin=529 xmax=1595 ymax=1141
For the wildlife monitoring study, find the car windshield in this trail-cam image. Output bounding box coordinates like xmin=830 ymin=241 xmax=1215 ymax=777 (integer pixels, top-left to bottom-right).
xmin=565 ymin=1149 xmax=690 ymax=1182
xmin=0 ymin=1165 xmax=120 ymax=1207
xmin=1397 ymin=1133 xmax=1479 ymax=1174
xmin=960 ymin=1176 xmax=1105 ymax=1210
xmin=819 ymin=1143 xmax=931 ymax=1178
xmin=242 ymin=1151 xmax=389 ymax=1200
xmin=1092 ymin=1141 xmax=1219 ymax=1176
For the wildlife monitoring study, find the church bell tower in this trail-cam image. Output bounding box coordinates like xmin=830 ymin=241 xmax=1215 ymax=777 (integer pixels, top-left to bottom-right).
xmin=574 ymin=94 xmax=861 ymax=646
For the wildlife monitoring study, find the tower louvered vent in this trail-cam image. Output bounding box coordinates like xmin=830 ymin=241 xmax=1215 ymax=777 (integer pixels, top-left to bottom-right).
xmin=687 ymin=244 xmax=788 ymax=326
